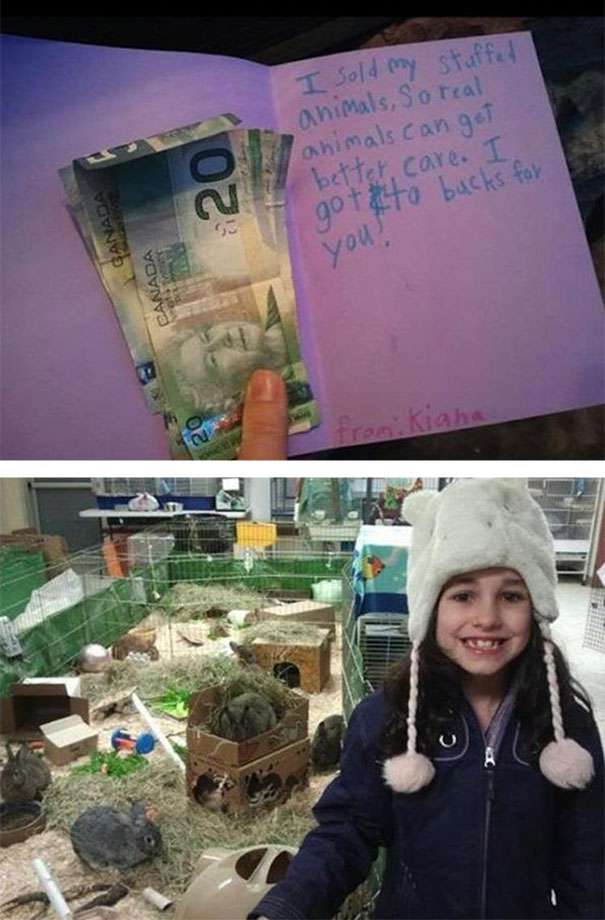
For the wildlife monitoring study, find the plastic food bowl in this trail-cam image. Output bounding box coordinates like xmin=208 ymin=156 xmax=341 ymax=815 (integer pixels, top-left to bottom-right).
xmin=0 ymin=801 xmax=46 ymax=847
xmin=311 ymin=579 xmax=342 ymax=603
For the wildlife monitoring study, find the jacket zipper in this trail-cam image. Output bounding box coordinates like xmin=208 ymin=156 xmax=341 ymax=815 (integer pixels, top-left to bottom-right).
xmin=480 ymin=746 xmax=496 ymax=919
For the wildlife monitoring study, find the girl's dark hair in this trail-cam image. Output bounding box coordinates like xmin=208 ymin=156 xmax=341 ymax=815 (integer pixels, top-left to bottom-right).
xmin=380 ymin=611 xmax=593 ymax=766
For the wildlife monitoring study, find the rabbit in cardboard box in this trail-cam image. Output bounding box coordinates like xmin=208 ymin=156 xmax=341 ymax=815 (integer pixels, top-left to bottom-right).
xmin=217 ymin=692 xmax=278 ymax=742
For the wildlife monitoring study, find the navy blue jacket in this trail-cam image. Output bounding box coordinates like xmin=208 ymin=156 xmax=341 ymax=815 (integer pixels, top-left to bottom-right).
xmin=251 ymin=690 xmax=604 ymax=920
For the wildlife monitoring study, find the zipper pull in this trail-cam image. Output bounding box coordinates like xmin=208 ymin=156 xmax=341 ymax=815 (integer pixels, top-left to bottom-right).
xmin=484 ymin=745 xmax=496 ymax=768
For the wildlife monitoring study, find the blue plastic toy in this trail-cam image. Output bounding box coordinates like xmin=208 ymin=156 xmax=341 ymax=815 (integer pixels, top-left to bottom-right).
xmin=110 ymin=728 xmax=155 ymax=755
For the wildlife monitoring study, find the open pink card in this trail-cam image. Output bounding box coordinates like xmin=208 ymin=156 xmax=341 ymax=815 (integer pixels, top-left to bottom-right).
xmin=2 ymin=31 xmax=603 ymax=458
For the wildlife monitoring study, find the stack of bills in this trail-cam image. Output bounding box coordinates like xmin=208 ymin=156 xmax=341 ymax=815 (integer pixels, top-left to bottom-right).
xmin=60 ymin=114 xmax=319 ymax=459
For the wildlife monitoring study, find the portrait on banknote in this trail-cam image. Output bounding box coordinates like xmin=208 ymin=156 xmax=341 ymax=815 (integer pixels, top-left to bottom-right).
xmin=163 ymin=286 xmax=289 ymax=418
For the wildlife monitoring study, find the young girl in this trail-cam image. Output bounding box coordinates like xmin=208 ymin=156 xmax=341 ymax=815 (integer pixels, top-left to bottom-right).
xmin=250 ymin=479 xmax=604 ymax=920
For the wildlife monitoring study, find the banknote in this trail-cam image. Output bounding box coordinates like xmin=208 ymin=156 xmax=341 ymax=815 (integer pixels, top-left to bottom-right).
xmin=57 ymin=174 xmax=190 ymax=468
xmin=162 ymin=123 xmax=295 ymax=460
xmin=162 ymin=409 xmax=193 ymax=460
xmin=258 ymin=131 xmax=300 ymax=347
xmin=61 ymin=161 xmax=183 ymax=450
xmin=117 ymin=128 xmax=319 ymax=459
xmin=166 ymin=128 xmax=279 ymax=459
xmin=59 ymin=164 xmax=112 ymax=297
xmin=255 ymin=129 xmax=317 ymax=417
xmin=61 ymin=114 xmax=242 ymax=414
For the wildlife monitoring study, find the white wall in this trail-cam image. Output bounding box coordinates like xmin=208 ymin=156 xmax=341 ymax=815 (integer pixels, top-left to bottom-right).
xmin=0 ymin=479 xmax=34 ymax=532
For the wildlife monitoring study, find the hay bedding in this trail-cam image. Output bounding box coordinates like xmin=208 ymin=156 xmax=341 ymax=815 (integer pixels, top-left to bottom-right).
xmin=0 ymin=623 xmax=343 ymax=919
xmin=243 ymin=621 xmax=327 ymax=646
xmin=152 ymin=581 xmax=271 ymax=622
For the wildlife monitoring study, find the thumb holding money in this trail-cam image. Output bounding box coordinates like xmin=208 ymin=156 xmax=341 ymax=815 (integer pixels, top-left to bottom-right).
xmin=239 ymin=370 xmax=288 ymax=459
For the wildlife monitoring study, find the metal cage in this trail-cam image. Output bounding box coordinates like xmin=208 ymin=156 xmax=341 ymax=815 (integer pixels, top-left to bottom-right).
xmin=0 ymin=525 xmax=352 ymax=694
xmin=356 ymin=614 xmax=412 ymax=689
xmin=584 ymin=585 xmax=605 ymax=654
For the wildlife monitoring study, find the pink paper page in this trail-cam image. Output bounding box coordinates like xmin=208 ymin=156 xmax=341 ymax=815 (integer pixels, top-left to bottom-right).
xmin=1 ymin=36 xmax=275 ymax=460
xmin=271 ymin=32 xmax=604 ymax=456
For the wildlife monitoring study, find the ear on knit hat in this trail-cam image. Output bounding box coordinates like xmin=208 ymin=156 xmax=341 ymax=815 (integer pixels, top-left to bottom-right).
xmin=383 ymin=479 xmax=595 ymax=794
xmin=400 ymin=489 xmax=436 ymax=526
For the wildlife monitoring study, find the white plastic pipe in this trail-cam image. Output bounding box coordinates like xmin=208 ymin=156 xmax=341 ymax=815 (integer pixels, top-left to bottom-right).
xmin=131 ymin=691 xmax=185 ymax=772
xmin=226 ymin=608 xmax=252 ymax=627
xmin=31 ymin=859 xmax=72 ymax=919
xmin=142 ymin=887 xmax=174 ymax=911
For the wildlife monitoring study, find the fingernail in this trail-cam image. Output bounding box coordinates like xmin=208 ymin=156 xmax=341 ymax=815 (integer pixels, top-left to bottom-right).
xmin=247 ymin=369 xmax=282 ymax=402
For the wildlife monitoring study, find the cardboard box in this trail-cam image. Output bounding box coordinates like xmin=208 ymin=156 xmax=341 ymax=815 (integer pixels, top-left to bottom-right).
xmin=23 ymin=677 xmax=82 ymax=697
xmin=252 ymin=629 xmax=331 ymax=694
xmin=187 ymin=737 xmax=310 ymax=816
xmin=258 ymin=599 xmax=336 ymax=639
xmin=0 ymin=682 xmax=90 ymax=741
xmin=187 ymin=686 xmax=309 ymax=769
xmin=40 ymin=714 xmax=98 ymax=765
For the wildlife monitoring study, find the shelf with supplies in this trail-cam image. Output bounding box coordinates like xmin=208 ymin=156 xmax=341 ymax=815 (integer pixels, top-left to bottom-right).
xmin=79 ymin=509 xmax=247 ymax=519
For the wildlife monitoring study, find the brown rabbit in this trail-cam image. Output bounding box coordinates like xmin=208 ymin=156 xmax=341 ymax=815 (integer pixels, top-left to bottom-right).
xmin=229 ymin=641 xmax=262 ymax=671
xmin=112 ymin=628 xmax=159 ymax=661
xmin=1 ymin=742 xmax=52 ymax=802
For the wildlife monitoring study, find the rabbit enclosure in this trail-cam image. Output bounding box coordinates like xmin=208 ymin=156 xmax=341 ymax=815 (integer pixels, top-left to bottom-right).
xmin=0 ymin=521 xmax=353 ymax=690
xmin=0 ymin=522 xmax=386 ymax=920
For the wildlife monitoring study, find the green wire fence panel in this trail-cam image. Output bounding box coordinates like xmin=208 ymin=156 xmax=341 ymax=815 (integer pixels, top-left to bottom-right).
xmin=341 ymin=562 xmax=372 ymax=722
xmin=341 ymin=561 xmax=387 ymax=916
xmin=0 ymin=571 xmax=153 ymax=697
xmin=166 ymin=553 xmax=347 ymax=596
xmin=0 ymin=541 xmax=352 ymax=695
xmin=0 ymin=547 xmax=47 ymax=621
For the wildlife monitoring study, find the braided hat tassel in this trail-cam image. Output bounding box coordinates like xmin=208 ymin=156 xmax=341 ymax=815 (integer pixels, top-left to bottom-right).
xmin=383 ymin=644 xmax=435 ymax=793
xmin=538 ymin=622 xmax=594 ymax=790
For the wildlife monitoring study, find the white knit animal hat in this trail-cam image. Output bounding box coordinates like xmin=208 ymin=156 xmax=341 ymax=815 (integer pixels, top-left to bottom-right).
xmin=383 ymin=479 xmax=594 ymax=794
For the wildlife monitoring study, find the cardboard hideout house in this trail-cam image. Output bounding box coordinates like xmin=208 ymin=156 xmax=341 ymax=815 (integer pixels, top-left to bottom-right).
xmin=186 ymin=686 xmax=310 ymax=816
xmin=0 ymin=678 xmax=90 ymax=741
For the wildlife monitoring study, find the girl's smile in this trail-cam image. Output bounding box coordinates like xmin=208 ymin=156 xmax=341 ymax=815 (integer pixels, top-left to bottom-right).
xmin=460 ymin=637 xmax=509 ymax=654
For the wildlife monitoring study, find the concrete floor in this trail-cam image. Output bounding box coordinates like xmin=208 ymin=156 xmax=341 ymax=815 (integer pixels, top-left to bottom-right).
xmin=551 ymin=578 xmax=605 ymax=746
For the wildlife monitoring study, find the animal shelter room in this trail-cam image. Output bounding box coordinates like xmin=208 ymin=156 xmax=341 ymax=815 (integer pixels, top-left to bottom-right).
xmin=0 ymin=477 xmax=603 ymax=919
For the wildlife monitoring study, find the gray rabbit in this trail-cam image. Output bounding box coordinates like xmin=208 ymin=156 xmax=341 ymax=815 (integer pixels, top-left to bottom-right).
xmin=70 ymin=800 xmax=163 ymax=870
xmin=229 ymin=641 xmax=261 ymax=671
xmin=311 ymin=714 xmax=344 ymax=770
xmin=1 ymin=742 xmax=52 ymax=802
xmin=217 ymin=692 xmax=277 ymax=742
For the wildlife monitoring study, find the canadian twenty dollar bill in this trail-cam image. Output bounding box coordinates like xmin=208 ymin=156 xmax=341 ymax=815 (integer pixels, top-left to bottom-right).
xmin=117 ymin=127 xmax=319 ymax=459
xmin=60 ymin=114 xmax=243 ymax=415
